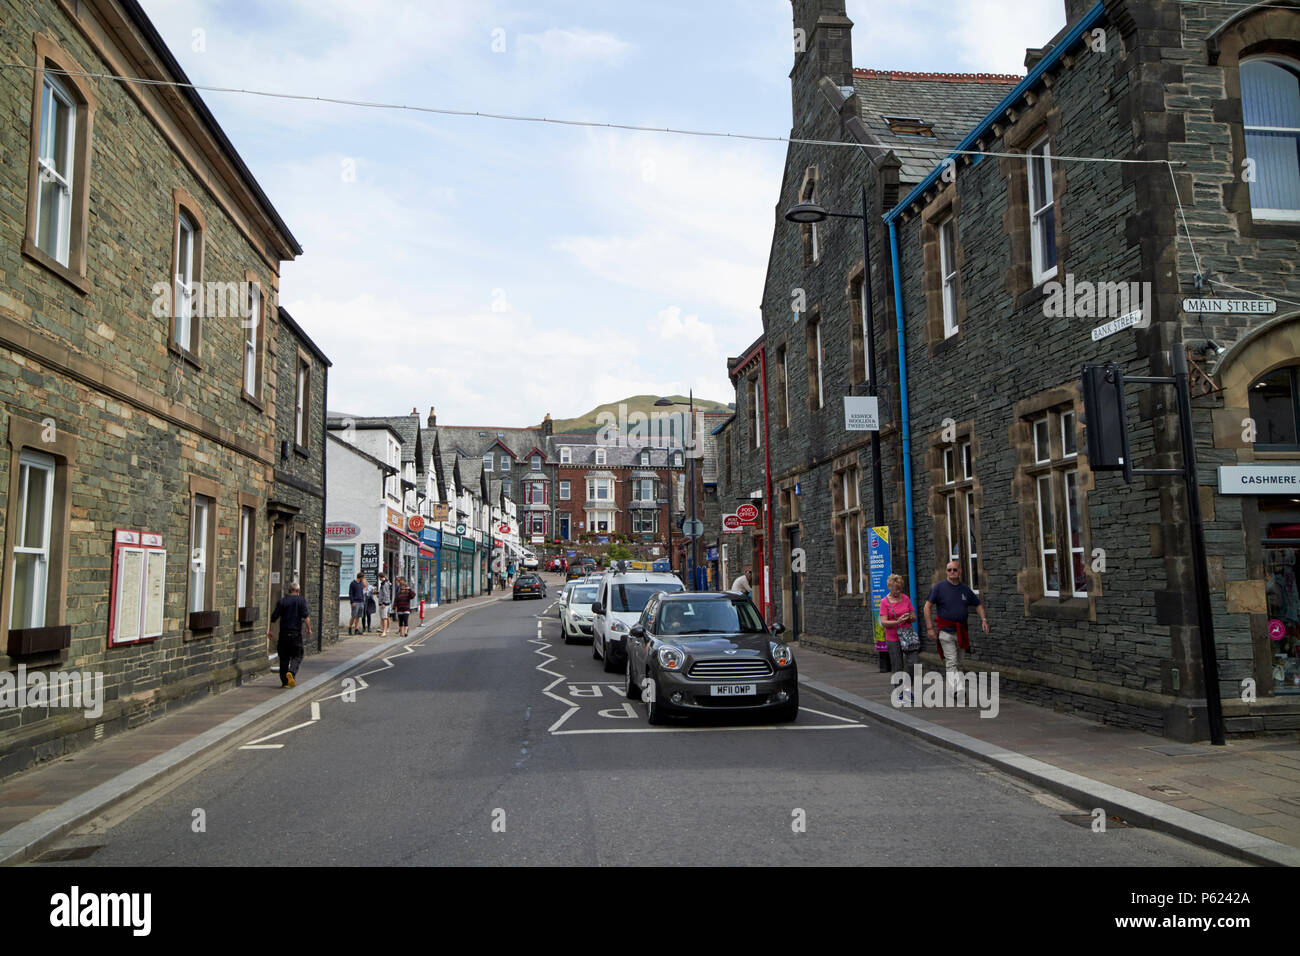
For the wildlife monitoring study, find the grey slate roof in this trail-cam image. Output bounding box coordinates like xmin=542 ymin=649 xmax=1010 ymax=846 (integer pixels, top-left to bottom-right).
xmin=435 ymin=425 xmax=547 ymax=463
xmin=549 ymin=438 xmax=682 ymax=469
xmin=850 ymin=70 xmax=1020 ymax=184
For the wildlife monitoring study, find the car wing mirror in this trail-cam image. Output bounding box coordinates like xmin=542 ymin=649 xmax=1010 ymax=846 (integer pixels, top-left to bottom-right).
xmin=591 ymin=603 xmax=604 ymax=615
xmin=771 ymin=623 xmax=787 ymax=635
xmin=630 ymin=624 xmax=645 ymax=638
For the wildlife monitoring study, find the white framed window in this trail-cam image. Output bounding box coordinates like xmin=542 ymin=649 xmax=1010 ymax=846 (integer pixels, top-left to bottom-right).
xmin=594 ymin=448 xmax=606 ymax=465
xmin=634 ymin=478 xmax=655 ymax=500
xmin=174 ymin=211 xmax=197 ymax=350
xmin=961 ymin=440 xmax=972 ymax=481
xmin=1033 ymin=416 xmax=1051 ymax=463
xmin=860 ymin=277 xmax=872 ymax=384
xmin=833 ymin=464 xmax=862 ymax=595
xmin=939 ymin=215 xmax=959 ymax=337
xmin=939 ymin=434 xmax=979 ymax=591
xmin=295 ymin=359 xmax=309 ymax=447
xmin=943 ymin=446 xmax=956 ymax=484
xmin=243 ymin=282 xmax=261 ymax=396
xmin=1064 ymin=468 xmax=1086 ymax=598
xmin=1036 ymin=474 xmax=1059 ymax=596
xmin=531 ymin=454 xmax=541 ymax=471
xmin=559 ymin=479 xmax=570 ymax=500
xmin=35 ymin=74 xmax=75 ymax=265
xmin=673 ymin=450 xmax=683 ymax=466
xmin=500 ymin=455 xmax=511 ymax=472
xmin=483 ymin=452 xmax=493 ymax=472
xmin=1061 ymin=410 xmax=1077 ymax=458
xmin=502 ymin=479 xmax=511 ymax=498
xmin=189 ymin=495 xmax=211 ymax=613
xmin=237 ymin=506 xmax=252 ymax=608
xmin=814 ymin=321 xmax=824 ymax=409
xmin=639 ymin=451 xmax=650 ymax=466
xmin=779 ymin=346 xmax=791 ymax=427
xmin=965 ymin=490 xmax=979 ymax=591
xmin=1242 ymin=58 xmax=1300 ymax=221
xmin=751 ymin=377 xmax=762 ymax=449
xmin=560 ymin=446 xmax=571 ymax=464
xmin=1027 ymin=137 xmax=1057 ymax=284
xmin=294 ymin=531 xmax=306 ymax=588
xmin=10 ymin=450 xmax=55 ymax=629
xmin=587 ymin=478 xmax=612 ymax=501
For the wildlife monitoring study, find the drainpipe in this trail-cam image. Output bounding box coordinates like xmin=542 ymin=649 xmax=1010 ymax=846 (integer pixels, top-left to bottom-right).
xmin=888 ymin=219 xmax=919 ymax=615
xmin=318 ymin=363 xmax=327 ymax=652
xmin=760 ymin=346 xmax=774 ymax=626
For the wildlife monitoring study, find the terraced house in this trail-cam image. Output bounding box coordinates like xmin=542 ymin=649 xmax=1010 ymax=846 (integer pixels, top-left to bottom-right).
xmin=729 ymin=0 xmax=1300 ymax=740
xmin=0 ymin=0 xmax=320 ymax=774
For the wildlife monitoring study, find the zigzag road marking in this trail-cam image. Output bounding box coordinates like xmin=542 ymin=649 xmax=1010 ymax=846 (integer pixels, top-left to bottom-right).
xmin=239 ymin=603 xmax=477 ymax=750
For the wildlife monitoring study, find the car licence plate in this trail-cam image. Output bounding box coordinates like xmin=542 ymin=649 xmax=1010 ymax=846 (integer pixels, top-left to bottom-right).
xmin=710 ymin=683 xmax=756 ymax=696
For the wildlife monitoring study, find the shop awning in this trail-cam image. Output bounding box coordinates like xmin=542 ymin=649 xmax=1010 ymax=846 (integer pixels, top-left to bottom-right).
xmin=419 ymin=546 xmax=435 ymax=558
xmin=385 ymin=526 xmax=422 ymax=548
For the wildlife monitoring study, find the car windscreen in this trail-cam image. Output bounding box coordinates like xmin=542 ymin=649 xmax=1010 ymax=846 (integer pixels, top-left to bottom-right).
xmin=608 ymin=582 xmax=682 ymax=612
xmin=657 ymin=600 xmax=766 ymax=635
xmin=571 ymin=586 xmax=598 ymax=604
xmin=516 ymin=576 xmax=539 ymax=585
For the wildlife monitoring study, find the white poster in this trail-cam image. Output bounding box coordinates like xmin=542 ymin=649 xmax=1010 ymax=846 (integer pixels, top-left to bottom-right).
xmin=143 ymin=550 xmax=166 ymax=638
xmin=116 ymin=549 xmax=144 ymax=643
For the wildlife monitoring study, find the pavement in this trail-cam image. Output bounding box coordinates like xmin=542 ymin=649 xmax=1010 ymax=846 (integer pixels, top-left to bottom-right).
xmin=0 ymin=585 xmax=1298 ymax=866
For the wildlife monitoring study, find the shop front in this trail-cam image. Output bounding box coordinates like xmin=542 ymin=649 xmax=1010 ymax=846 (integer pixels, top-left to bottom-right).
xmin=458 ymin=535 xmax=476 ymax=598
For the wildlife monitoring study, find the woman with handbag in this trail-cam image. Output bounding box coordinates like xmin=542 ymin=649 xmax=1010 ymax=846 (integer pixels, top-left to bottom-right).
xmin=879 ymin=574 xmax=920 ymax=690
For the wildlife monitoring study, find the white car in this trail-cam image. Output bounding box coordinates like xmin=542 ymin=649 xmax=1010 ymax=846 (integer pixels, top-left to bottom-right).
xmin=560 ymin=582 xmax=600 ymax=644
xmin=522 ymin=553 xmax=540 ymax=570
xmin=591 ymin=570 xmax=685 ymax=673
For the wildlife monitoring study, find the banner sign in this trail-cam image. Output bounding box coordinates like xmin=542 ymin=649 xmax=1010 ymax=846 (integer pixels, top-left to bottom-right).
xmin=866 ymin=526 xmax=891 ymax=652
xmin=360 ymin=542 xmax=380 ymax=580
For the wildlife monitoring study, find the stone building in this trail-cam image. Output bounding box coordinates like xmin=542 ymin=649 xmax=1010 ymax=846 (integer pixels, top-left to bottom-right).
xmin=0 ymin=0 xmax=312 ymax=774
xmin=729 ymin=0 xmax=1300 ymax=739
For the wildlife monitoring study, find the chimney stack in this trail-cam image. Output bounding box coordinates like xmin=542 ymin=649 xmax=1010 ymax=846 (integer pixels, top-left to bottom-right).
xmin=542 ymin=413 xmax=552 ymax=437
xmin=428 ymin=406 xmax=436 ymax=427
xmin=1064 ymin=0 xmax=1092 ymax=26
xmin=790 ymin=0 xmax=854 ymax=88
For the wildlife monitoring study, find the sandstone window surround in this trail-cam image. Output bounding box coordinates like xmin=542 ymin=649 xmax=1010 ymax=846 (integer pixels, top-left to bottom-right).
xmin=2 ymin=415 xmax=76 ymax=658
xmin=187 ymin=475 xmax=220 ymax=633
xmin=799 ymin=165 xmax=820 ymax=267
xmin=1011 ymin=386 xmax=1097 ymax=619
xmin=831 ymin=457 xmax=865 ymax=598
xmin=1213 ymin=8 xmax=1300 ymax=238
xmin=920 ymin=184 xmax=967 ymax=352
xmin=1248 ymin=363 xmax=1300 ymax=449
xmin=997 ymin=87 xmax=1067 ymax=305
xmin=294 ymin=530 xmax=306 ymax=589
xmin=806 ymin=311 xmax=825 ymax=411
xmin=294 ymin=350 xmax=311 ymax=455
xmin=775 ymin=344 xmax=790 ymax=428
xmin=928 ymin=421 xmax=982 ymax=594
xmin=749 ymin=376 xmax=762 ymax=448
xmin=24 ymin=34 xmax=96 ymax=294
xmin=169 ymin=188 xmax=206 ymax=365
xmin=847 ymin=267 xmax=872 ymax=385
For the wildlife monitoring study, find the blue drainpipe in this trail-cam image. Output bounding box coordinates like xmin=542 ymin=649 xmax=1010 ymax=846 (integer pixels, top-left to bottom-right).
xmin=888 ymin=218 xmax=919 ymax=616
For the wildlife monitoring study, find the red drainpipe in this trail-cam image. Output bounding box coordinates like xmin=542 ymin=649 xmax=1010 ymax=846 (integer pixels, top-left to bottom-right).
xmin=759 ymin=345 xmax=773 ymax=626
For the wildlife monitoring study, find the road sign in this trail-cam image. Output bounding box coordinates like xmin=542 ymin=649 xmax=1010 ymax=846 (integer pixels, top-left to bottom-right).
xmin=722 ymin=514 xmax=743 ymax=533
xmin=1090 ymin=309 xmax=1145 ymax=341
xmin=1182 ymin=297 xmax=1276 ymax=315
xmin=736 ymin=503 xmax=759 ymax=525
xmin=844 ymin=395 xmax=880 ymax=431
xmin=456 ymin=523 xmax=466 ymax=536
xmin=682 ymin=518 xmax=704 ymax=538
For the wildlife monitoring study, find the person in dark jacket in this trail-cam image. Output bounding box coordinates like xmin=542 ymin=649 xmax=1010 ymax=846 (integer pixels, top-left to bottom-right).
xmin=393 ymin=577 xmax=416 ymax=637
xmin=268 ymin=581 xmax=312 ymax=688
xmin=348 ymin=573 xmax=366 ymax=635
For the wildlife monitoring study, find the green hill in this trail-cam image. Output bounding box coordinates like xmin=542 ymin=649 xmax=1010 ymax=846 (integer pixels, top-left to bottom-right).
xmin=552 ymin=395 xmax=733 ymax=435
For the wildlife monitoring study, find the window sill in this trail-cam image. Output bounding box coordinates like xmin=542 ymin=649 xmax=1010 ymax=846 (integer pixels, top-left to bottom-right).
xmin=240 ymin=391 xmax=265 ymax=413
xmin=293 ymin=443 xmax=309 ymax=458
xmin=21 ymin=238 xmax=90 ymax=295
xmin=6 ymin=624 xmax=72 ymax=657
xmin=1027 ymin=596 xmax=1091 ymax=620
xmin=168 ymin=342 xmax=203 ymax=371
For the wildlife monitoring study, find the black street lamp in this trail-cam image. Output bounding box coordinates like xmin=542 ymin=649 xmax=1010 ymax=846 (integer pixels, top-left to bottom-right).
xmin=655 ymin=391 xmax=698 ymax=589
xmin=784 ymin=184 xmax=884 ymax=530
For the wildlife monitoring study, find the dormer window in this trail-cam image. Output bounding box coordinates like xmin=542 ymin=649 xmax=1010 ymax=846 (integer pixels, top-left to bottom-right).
xmin=500 ymin=455 xmax=511 ymax=472
xmin=560 ymin=446 xmax=571 ymax=464
xmin=595 ymin=448 xmax=607 ymax=466
xmin=639 ymin=451 xmax=650 ymax=466
xmin=531 ymin=454 xmax=542 ymax=471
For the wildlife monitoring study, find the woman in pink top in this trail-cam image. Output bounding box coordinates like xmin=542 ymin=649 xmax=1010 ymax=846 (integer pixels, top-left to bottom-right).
xmin=879 ymin=573 xmax=918 ymax=677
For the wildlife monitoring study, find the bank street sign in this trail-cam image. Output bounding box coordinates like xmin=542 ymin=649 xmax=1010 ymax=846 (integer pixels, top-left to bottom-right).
xmin=845 ymin=395 xmax=880 ymax=431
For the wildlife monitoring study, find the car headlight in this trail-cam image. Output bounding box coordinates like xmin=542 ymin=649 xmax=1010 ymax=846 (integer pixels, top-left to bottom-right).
xmin=610 ymin=620 xmax=629 ymax=634
xmin=770 ymin=642 xmax=795 ymax=668
xmin=657 ymin=645 xmax=686 ymax=671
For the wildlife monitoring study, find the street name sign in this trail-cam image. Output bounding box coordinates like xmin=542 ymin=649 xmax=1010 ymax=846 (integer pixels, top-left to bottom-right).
xmin=844 ymin=396 xmax=880 ymax=431
xmin=1182 ymin=298 xmax=1276 ymax=315
xmin=1219 ymin=465 xmax=1300 ymax=494
xmin=1091 ymin=309 xmax=1145 ymax=342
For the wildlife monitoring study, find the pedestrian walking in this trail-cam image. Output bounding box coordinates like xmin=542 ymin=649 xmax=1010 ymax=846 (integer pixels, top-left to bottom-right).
xmin=923 ymin=560 xmax=990 ymax=696
xmin=393 ymin=576 xmax=416 ymax=637
xmin=730 ymin=566 xmax=753 ymax=595
xmin=879 ymin=574 xmax=920 ymax=697
xmin=268 ymin=581 xmax=312 ymax=688
xmin=377 ymin=572 xmax=393 ymax=637
xmin=347 ymin=573 xmax=366 ymax=635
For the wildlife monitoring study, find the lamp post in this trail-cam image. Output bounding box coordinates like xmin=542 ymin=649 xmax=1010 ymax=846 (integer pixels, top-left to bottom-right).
xmin=784 ymin=185 xmax=884 ymax=530
xmin=655 ymin=391 xmax=698 ymax=590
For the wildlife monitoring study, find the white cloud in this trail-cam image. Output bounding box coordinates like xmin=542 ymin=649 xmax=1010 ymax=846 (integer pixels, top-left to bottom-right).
xmin=517 ymin=28 xmax=631 ymax=64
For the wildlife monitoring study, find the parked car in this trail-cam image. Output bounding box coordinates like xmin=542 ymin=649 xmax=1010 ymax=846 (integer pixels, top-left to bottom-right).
xmin=591 ymin=570 xmax=685 ymax=673
xmin=560 ymin=582 xmax=600 ymax=644
xmin=512 ymin=573 xmax=547 ymax=600
xmin=624 ymin=591 xmax=796 ymax=724
xmin=522 ymin=553 xmax=540 ymax=570
xmin=565 ymin=564 xmax=587 ymax=581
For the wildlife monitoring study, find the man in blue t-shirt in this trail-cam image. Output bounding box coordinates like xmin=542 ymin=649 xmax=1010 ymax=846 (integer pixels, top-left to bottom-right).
xmin=923 ymin=560 xmax=989 ymax=692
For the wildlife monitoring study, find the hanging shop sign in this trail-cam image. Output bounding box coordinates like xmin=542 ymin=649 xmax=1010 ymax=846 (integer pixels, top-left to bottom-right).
xmin=844 ymin=395 xmax=880 ymax=431
xmin=736 ymin=503 xmax=759 ymax=526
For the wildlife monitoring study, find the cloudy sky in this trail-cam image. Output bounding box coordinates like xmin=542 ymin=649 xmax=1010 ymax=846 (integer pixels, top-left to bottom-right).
xmin=139 ymin=0 xmax=1063 ymax=425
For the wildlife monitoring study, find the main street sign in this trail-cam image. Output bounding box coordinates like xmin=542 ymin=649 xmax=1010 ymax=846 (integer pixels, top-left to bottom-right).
xmin=1182 ymin=298 xmax=1276 ymax=315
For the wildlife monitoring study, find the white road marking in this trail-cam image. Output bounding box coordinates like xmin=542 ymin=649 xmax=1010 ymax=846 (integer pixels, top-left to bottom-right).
xmin=238 ymin=744 xmax=285 ymax=750
xmin=552 ymin=724 xmax=867 ymax=735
